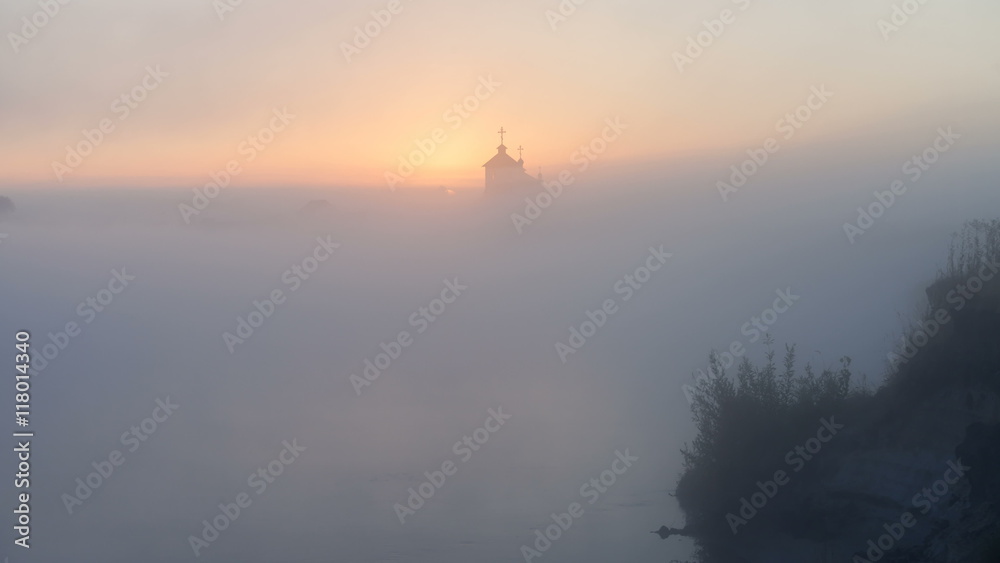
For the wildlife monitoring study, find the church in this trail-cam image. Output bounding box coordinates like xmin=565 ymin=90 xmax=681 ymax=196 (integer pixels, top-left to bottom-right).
xmin=482 ymin=127 xmax=543 ymax=195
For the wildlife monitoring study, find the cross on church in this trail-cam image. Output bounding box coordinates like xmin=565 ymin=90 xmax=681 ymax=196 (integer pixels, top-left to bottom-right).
xmin=517 ymin=145 xmax=524 ymax=159
xmin=498 ymin=126 xmax=506 ymax=145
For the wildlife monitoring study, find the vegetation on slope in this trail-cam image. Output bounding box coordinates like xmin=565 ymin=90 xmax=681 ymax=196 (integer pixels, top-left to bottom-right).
xmin=670 ymin=219 xmax=1000 ymax=563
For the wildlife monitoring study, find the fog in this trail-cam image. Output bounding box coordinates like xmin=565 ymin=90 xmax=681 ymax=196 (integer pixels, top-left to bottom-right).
xmin=1 ymin=127 xmax=998 ymax=562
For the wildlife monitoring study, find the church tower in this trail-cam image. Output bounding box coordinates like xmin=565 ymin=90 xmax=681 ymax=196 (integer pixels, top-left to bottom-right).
xmin=482 ymin=127 xmax=542 ymax=196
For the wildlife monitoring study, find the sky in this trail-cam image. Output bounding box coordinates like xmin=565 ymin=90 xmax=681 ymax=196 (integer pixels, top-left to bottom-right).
xmin=2 ymin=0 xmax=1000 ymax=189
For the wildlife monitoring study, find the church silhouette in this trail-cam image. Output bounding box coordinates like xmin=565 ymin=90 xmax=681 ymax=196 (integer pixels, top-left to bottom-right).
xmin=482 ymin=127 xmax=543 ymax=195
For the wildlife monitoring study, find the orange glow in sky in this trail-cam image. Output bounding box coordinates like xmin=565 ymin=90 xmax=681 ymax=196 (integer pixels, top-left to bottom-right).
xmin=2 ymin=0 xmax=998 ymax=189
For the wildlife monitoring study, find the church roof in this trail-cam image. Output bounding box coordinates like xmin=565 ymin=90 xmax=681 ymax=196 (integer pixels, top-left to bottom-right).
xmin=482 ymin=144 xmax=521 ymax=168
